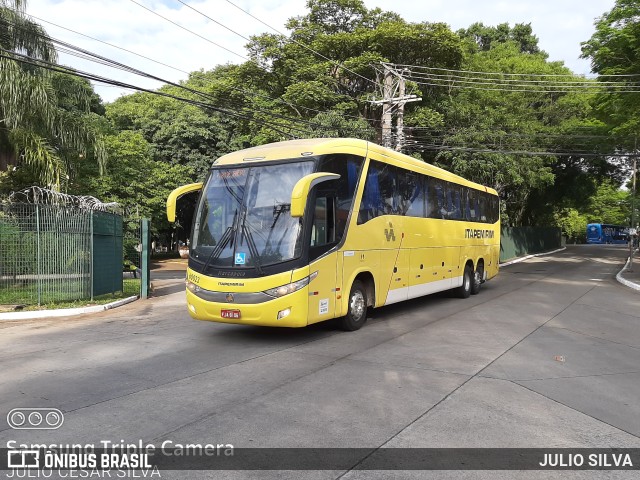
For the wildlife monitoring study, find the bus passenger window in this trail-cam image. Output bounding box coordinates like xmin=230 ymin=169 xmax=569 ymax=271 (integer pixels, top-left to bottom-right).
xmin=467 ymin=190 xmax=479 ymax=222
xmin=426 ymin=177 xmax=441 ymax=218
xmin=478 ymin=194 xmax=488 ymax=222
xmin=448 ymin=185 xmax=462 ymax=220
xmin=400 ymin=171 xmax=424 ymax=217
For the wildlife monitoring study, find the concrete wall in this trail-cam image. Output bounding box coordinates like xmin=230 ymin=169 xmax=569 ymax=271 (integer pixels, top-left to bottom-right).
xmin=500 ymin=226 xmax=562 ymax=263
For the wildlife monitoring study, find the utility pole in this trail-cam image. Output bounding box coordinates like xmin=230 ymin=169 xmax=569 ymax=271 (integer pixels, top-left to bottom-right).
xmin=630 ymin=138 xmax=637 ymax=271
xmin=369 ymin=63 xmax=421 ymax=152
xmin=395 ymin=72 xmax=405 ymax=152
xmin=381 ymin=65 xmax=393 ymax=149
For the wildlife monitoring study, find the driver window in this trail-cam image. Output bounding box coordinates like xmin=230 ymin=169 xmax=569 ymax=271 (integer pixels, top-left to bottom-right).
xmin=309 ymin=196 xmax=336 ymax=259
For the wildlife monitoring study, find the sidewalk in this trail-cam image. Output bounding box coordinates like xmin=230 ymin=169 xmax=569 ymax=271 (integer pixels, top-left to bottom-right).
xmin=616 ymin=251 xmax=640 ymax=291
xmin=0 ymin=258 xmax=188 ymax=321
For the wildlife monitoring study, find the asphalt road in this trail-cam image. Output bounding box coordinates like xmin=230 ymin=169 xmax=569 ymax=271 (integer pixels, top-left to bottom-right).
xmin=1 ymin=245 xmax=639 ymax=479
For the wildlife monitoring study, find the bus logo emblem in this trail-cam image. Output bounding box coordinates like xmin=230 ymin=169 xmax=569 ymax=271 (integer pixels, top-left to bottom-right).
xmin=235 ymin=252 xmax=246 ymax=265
xmin=226 ymin=293 xmax=235 ymax=303
xmin=384 ymin=228 xmax=396 ymax=242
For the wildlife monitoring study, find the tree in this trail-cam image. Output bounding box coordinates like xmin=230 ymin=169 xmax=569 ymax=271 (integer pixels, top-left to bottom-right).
xmin=0 ymin=0 xmax=105 ymax=188
xmin=581 ymin=0 xmax=640 ymax=140
xmin=70 ymin=131 xmax=194 ymax=235
xmin=458 ymin=22 xmax=541 ymax=54
xmin=426 ymin=41 xmax=597 ymax=225
xmin=553 ymin=208 xmax=588 ymax=243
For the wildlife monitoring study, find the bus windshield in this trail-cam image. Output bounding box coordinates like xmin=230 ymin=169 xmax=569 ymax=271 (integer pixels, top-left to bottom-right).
xmin=191 ymin=160 xmax=315 ymax=271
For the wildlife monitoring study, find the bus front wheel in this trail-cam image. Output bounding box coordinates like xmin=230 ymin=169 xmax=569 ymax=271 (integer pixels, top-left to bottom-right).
xmin=457 ymin=265 xmax=472 ymax=299
xmin=339 ymin=280 xmax=368 ymax=331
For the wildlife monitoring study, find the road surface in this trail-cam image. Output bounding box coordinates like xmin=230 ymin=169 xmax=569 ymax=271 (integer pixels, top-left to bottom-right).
xmin=1 ymin=245 xmax=639 ymax=479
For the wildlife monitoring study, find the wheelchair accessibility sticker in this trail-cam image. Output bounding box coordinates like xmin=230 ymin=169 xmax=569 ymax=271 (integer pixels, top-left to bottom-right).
xmin=235 ymin=252 xmax=246 ymax=265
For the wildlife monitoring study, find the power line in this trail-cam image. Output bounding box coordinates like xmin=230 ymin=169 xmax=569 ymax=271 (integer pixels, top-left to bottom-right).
xmin=128 ymin=0 xmax=248 ymax=61
xmin=390 ymin=62 xmax=640 ymax=79
xmin=403 ymin=143 xmax=637 ymax=158
xmin=404 ymin=78 xmax=640 ymax=94
xmin=222 ymin=0 xmax=378 ymax=88
xmin=2 ymin=14 xmax=375 ymax=137
xmin=25 ymin=14 xmax=369 ymax=124
xmin=174 ymin=0 xmax=251 ymax=42
xmin=28 ymin=14 xmax=191 ymax=75
xmin=402 ymin=69 xmax=640 ymax=88
xmin=0 ymin=49 xmax=305 ymax=139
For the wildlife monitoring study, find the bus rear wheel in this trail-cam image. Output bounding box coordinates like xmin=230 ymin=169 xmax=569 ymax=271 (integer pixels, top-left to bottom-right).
xmin=338 ymin=280 xmax=368 ymax=331
xmin=471 ymin=267 xmax=483 ymax=295
xmin=456 ymin=265 xmax=472 ymax=299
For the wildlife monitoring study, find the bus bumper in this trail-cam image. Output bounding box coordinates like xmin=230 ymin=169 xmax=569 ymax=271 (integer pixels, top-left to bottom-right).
xmin=185 ymin=288 xmax=309 ymax=328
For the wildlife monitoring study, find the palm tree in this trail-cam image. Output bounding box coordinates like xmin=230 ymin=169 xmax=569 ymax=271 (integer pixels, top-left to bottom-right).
xmin=0 ymin=0 xmax=105 ymax=189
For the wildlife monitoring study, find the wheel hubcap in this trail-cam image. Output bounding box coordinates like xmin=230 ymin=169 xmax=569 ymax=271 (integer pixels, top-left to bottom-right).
xmin=350 ymin=291 xmax=365 ymax=321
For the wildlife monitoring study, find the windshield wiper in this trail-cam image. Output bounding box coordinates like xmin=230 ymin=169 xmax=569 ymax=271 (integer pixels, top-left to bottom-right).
xmin=239 ymin=207 xmax=265 ymax=276
xmin=271 ymin=203 xmax=291 ymax=229
xmin=201 ymin=208 xmax=237 ymax=272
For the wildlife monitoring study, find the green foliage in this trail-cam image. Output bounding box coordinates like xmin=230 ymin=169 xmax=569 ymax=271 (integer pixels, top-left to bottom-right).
xmin=458 ymin=22 xmax=541 ymax=54
xmin=581 ymin=0 xmax=640 ymax=141
xmin=70 ymin=131 xmax=194 ymax=235
xmin=427 ymin=42 xmax=590 ymax=225
xmin=553 ymin=208 xmax=588 ymax=243
xmin=0 ymin=1 xmax=106 ymax=188
xmin=585 ymin=181 xmax=630 ymax=224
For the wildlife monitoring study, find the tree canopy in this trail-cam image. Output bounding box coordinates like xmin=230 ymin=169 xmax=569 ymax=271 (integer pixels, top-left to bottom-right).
xmin=0 ymin=0 xmax=105 ymax=188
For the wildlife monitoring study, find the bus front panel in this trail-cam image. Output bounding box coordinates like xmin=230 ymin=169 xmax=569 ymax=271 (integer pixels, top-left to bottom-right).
xmin=185 ymin=267 xmax=312 ymax=328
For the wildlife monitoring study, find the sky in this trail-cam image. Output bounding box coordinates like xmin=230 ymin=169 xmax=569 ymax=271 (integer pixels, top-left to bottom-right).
xmin=25 ymin=0 xmax=617 ymax=102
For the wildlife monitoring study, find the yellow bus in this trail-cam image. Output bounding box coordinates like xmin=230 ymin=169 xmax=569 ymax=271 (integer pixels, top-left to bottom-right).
xmin=167 ymin=138 xmax=500 ymax=331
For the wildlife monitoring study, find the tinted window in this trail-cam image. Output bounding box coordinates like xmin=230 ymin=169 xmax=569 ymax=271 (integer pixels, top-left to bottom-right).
xmin=317 ymin=154 xmax=364 ymax=239
xmin=467 ymin=188 xmax=480 ymax=222
xmin=399 ymin=170 xmax=424 ymax=217
xmin=358 ymin=161 xmax=399 ymax=223
xmin=447 ymin=184 xmax=463 ymax=220
xmin=427 ymin=177 xmax=445 ymax=219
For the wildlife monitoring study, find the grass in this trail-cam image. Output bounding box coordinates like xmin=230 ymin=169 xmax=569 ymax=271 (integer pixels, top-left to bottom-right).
xmin=0 ymin=278 xmax=141 ymax=312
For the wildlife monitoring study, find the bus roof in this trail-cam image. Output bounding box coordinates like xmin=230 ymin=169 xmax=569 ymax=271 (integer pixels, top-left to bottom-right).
xmin=213 ymin=138 xmax=498 ymax=196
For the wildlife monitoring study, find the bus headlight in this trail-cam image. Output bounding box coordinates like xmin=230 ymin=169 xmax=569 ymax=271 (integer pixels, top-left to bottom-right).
xmin=263 ymin=271 xmax=318 ymax=298
xmin=186 ymin=281 xmax=201 ymax=293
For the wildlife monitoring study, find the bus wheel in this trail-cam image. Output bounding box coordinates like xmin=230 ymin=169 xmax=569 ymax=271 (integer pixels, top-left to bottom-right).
xmin=457 ymin=265 xmax=472 ymax=299
xmin=471 ymin=267 xmax=483 ymax=295
xmin=339 ymin=280 xmax=368 ymax=331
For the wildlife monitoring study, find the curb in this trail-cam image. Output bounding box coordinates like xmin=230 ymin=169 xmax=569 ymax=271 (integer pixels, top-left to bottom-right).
xmin=0 ymin=295 xmax=139 ymax=321
xmin=500 ymin=247 xmax=567 ymax=267
xmin=616 ymin=256 xmax=640 ymax=292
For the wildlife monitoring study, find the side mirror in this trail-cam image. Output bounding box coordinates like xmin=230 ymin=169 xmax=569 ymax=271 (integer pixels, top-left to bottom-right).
xmin=166 ymin=183 xmax=203 ymax=222
xmin=290 ymin=172 xmax=340 ymax=217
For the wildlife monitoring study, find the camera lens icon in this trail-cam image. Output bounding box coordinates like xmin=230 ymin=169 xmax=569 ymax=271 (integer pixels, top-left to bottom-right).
xmin=9 ymin=411 xmax=25 ymax=427
xmin=46 ymin=411 xmax=61 ymax=426
xmin=7 ymin=408 xmax=64 ymax=430
xmin=28 ymin=412 xmax=43 ymax=426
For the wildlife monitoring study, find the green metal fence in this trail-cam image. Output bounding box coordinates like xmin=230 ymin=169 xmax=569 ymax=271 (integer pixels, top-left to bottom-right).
xmin=500 ymin=226 xmax=562 ymax=263
xmin=0 ymin=202 xmax=134 ymax=306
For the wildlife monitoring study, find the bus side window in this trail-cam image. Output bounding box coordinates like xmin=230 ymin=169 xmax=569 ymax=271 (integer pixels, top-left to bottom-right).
xmin=399 ymin=170 xmax=424 ymax=217
xmin=426 ymin=176 xmax=441 ymax=219
xmin=379 ymin=163 xmax=398 ymax=215
xmin=318 ymin=154 xmax=363 ymax=235
xmin=358 ymin=163 xmax=380 ymax=223
xmin=468 ymin=190 xmax=479 ymax=222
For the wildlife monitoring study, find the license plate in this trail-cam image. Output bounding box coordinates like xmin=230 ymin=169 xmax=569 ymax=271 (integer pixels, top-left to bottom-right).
xmin=221 ymin=309 xmax=241 ymax=319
